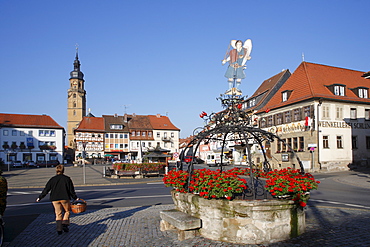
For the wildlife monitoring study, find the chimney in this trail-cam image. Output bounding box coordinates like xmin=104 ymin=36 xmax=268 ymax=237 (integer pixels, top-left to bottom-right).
xmin=156 ymin=114 xmax=161 ymax=118
xmin=133 ymin=113 xmax=136 ymax=117
xmin=114 ymin=113 xmax=118 ymax=118
xmin=124 ymin=113 xmax=128 ymax=123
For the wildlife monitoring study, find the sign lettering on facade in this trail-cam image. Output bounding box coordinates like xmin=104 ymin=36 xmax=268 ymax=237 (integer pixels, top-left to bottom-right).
xmin=319 ymin=121 xmax=370 ymax=129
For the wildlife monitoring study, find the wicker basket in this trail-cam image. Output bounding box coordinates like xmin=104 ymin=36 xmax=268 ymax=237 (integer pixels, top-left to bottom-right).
xmin=71 ymin=199 xmax=87 ymax=214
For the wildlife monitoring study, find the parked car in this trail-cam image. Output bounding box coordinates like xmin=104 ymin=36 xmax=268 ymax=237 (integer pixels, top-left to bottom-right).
xmin=25 ymin=161 xmax=37 ymax=168
xmin=11 ymin=161 xmax=23 ymax=168
xmin=36 ymin=160 xmax=60 ymax=167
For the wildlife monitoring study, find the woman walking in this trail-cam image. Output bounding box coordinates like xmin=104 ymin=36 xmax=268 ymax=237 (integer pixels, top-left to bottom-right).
xmin=36 ymin=164 xmax=78 ymax=235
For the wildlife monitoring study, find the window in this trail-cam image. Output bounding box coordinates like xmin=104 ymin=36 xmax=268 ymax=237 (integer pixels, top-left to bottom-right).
xmin=350 ymin=108 xmax=357 ymax=119
xmin=50 ymin=130 xmax=55 ymax=136
xmin=110 ymin=134 xmax=113 ymax=138
xmin=148 ymin=142 xmax=152 ymax=147
xmin=293 ymin=109 xmax=301 ymax=121
xmin=119 ymin=134 xmax=123 ymax=138
xmin=276 ymin=114 xmax=282 ymax=125
xmin=114 ymin=134 xmax=118 ymax=138
xmin=304 ymin=106 xmax=311 ymax=117
xmin=323 ymin=136 xmax=329 ymax=149
xmin=157 ymin=132 xmax=160 ymax=138
xmin=249 ymin=98 xmax=256 ymax=107
xmin=105 ymin=133 xmax=109 ymax=138
xmin=136 ymin=131 xmax=140 ymax=136
xmin=322 ymin=105 xmax=330 ymax=119
xmin=364 ymin=109 xmax=370 ymax=121
xmin=124 ymin=134 xmax=128 ymax=139
xmin=110 ymin=124 xmax=123 ymax=130
xmin=260 ymin=118 xmax=266 ymax=128
xmin=336 ymin=106 xmax=343 ymax=120
xmin=124 ymin=144 xmax=128 ymax=148
xmin=352 ymin=136 xmax=358 ymax=149
xmin=359 ymin=88 xmax=368 ymax=98
xmin=148 ymin=132 xmax=152 ymax=137
xmin=45 ymin=130 xmax=50 ymax=136
xmin=267 ymin=116 xmax=273 ymax=127
xmin=3 ymin=130 xmax=8 ymax=136
xmin=282 ymin=92 xmax=288 ymax=102
xmin=20 ymin=131 xmax=25 ymax=136
xmin=28 ymin=130 xmax=33 ymax=136
xmin=276 ymin=141 xmax=282 ymax=153
xmin=115 ymin=144 xmax=118 ymax=149
xmin=336 ymin=136 xmax=343 ymax=149
xmin=334 ymin=85 xmax=345 ymax=96
xmin=132 ymin=131 xmax=135 ymax=136
xmin=293 ymin=137 xmax=298 ymax=150
xmin=366 ymin=136 xmax=370 ymax=149
xmin=12 ymin=130 xmax=17 ymax=136
xmin=142 ymin=142 xmax=146 ymax=147
xmin=284 ymin=111 xmax=291 ymax=123
xmin=299 ymin=137 xmax=304 ymax=151
xmin=142 ymin=132 xmax=146 ymax=137
xmin=287 ymin=138 xmax=292 ymax=151
xmin=171 ymin=132 xmax=174 ymax=138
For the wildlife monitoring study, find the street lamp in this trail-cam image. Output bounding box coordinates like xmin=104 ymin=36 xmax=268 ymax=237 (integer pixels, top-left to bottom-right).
xmin=81 ymin=142 xmax=87 ymax=184
xmin=43 ymin=149 xmax=50 ymax=168
xmin=4 ymin=149 xmax=12 ymax=172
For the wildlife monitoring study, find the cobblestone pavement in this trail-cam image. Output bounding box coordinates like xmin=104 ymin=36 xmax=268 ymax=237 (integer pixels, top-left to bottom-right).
xmin=5 ymin=204 xmax=370 ymax=247
xmin=4 ymin=167 xmax=370 ymax=246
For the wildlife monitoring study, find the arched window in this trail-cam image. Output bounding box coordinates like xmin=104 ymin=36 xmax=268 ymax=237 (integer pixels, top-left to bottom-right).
xmin=73 ymin=94 xmax=76 ymax=98
xmin=73 ymin=102 xmax=76 ymax=107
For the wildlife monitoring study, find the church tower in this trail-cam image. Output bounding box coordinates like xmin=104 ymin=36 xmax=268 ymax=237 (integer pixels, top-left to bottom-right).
xmin=67 ymin=48 xmax=86 ymax=148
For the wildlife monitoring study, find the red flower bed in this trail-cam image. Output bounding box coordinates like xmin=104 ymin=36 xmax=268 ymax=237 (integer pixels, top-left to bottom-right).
xmin=163 ymin=168 xmax=247 ymax=200
xmin=163 ymin=167 xmax=320 ymax=207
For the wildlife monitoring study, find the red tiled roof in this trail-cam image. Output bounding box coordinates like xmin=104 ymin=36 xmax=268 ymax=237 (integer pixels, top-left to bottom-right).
xmin=147 ymin=115 xmax=180 ymax=131
xmin=257 ymin=62 xmax=370 ymax=113
xmin=127 ymin=115 xmax=153 ymax=130
xmin=0 ymin=113 xmax=63 ymax=129
xmin=75 ymin=117 xmax=105 ymax=132
xmin=250 ymin=70 xmax=290 ymax=98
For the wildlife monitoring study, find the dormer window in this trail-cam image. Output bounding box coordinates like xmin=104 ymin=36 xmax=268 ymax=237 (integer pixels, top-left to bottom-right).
xmin=359 ymin=88 xmax=368 ymax=98
xmin=110 ymin=124 xmax=123 ymax=130
xmin=249 ymin=98 xmax=256 ymax=107
xmin=350 ymin=87 xmax=368 ymax=98
xmin=326 ymin=84 xmax=346 ymax=96
xmin=334 ymin=85 xmax=345 ymax=96
xmin=281 ymin=90 xmax=292 ymax=102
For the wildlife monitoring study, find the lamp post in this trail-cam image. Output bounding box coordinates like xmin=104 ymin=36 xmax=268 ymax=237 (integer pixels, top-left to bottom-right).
xmin=81 ymin=142 xmax=87 ymax=184
xmin=4 ymin=149 xmax=12 ymax=172
xmin=43 ymin=149 xmax=50 ymax=168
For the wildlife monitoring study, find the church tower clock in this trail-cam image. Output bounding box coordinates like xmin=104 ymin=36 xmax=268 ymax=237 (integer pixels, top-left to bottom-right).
xmin=67 ymin=48 xmax=86 ymax=148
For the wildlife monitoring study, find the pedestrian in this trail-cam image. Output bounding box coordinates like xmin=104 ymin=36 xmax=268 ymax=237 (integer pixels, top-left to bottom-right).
xmin=36 ymin=164 xmax=79 ymax=235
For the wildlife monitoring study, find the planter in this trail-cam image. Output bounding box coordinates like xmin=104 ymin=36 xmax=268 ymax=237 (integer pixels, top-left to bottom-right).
xmin=171 ymin=190 xmax=305 ymax=245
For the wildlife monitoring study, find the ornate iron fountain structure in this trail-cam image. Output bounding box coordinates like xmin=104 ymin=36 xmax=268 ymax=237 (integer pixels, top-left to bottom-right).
xmin=180 ymin=92 xmax=305 ymax=199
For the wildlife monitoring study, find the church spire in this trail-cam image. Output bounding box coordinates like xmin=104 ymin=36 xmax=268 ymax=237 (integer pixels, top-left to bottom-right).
xmin=70 ymin=44 xmax=84 ymax=80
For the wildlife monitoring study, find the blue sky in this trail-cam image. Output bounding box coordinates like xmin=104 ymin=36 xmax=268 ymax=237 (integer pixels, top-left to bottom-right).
xmin=1 ymin=1 xmax=369 ymax=138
